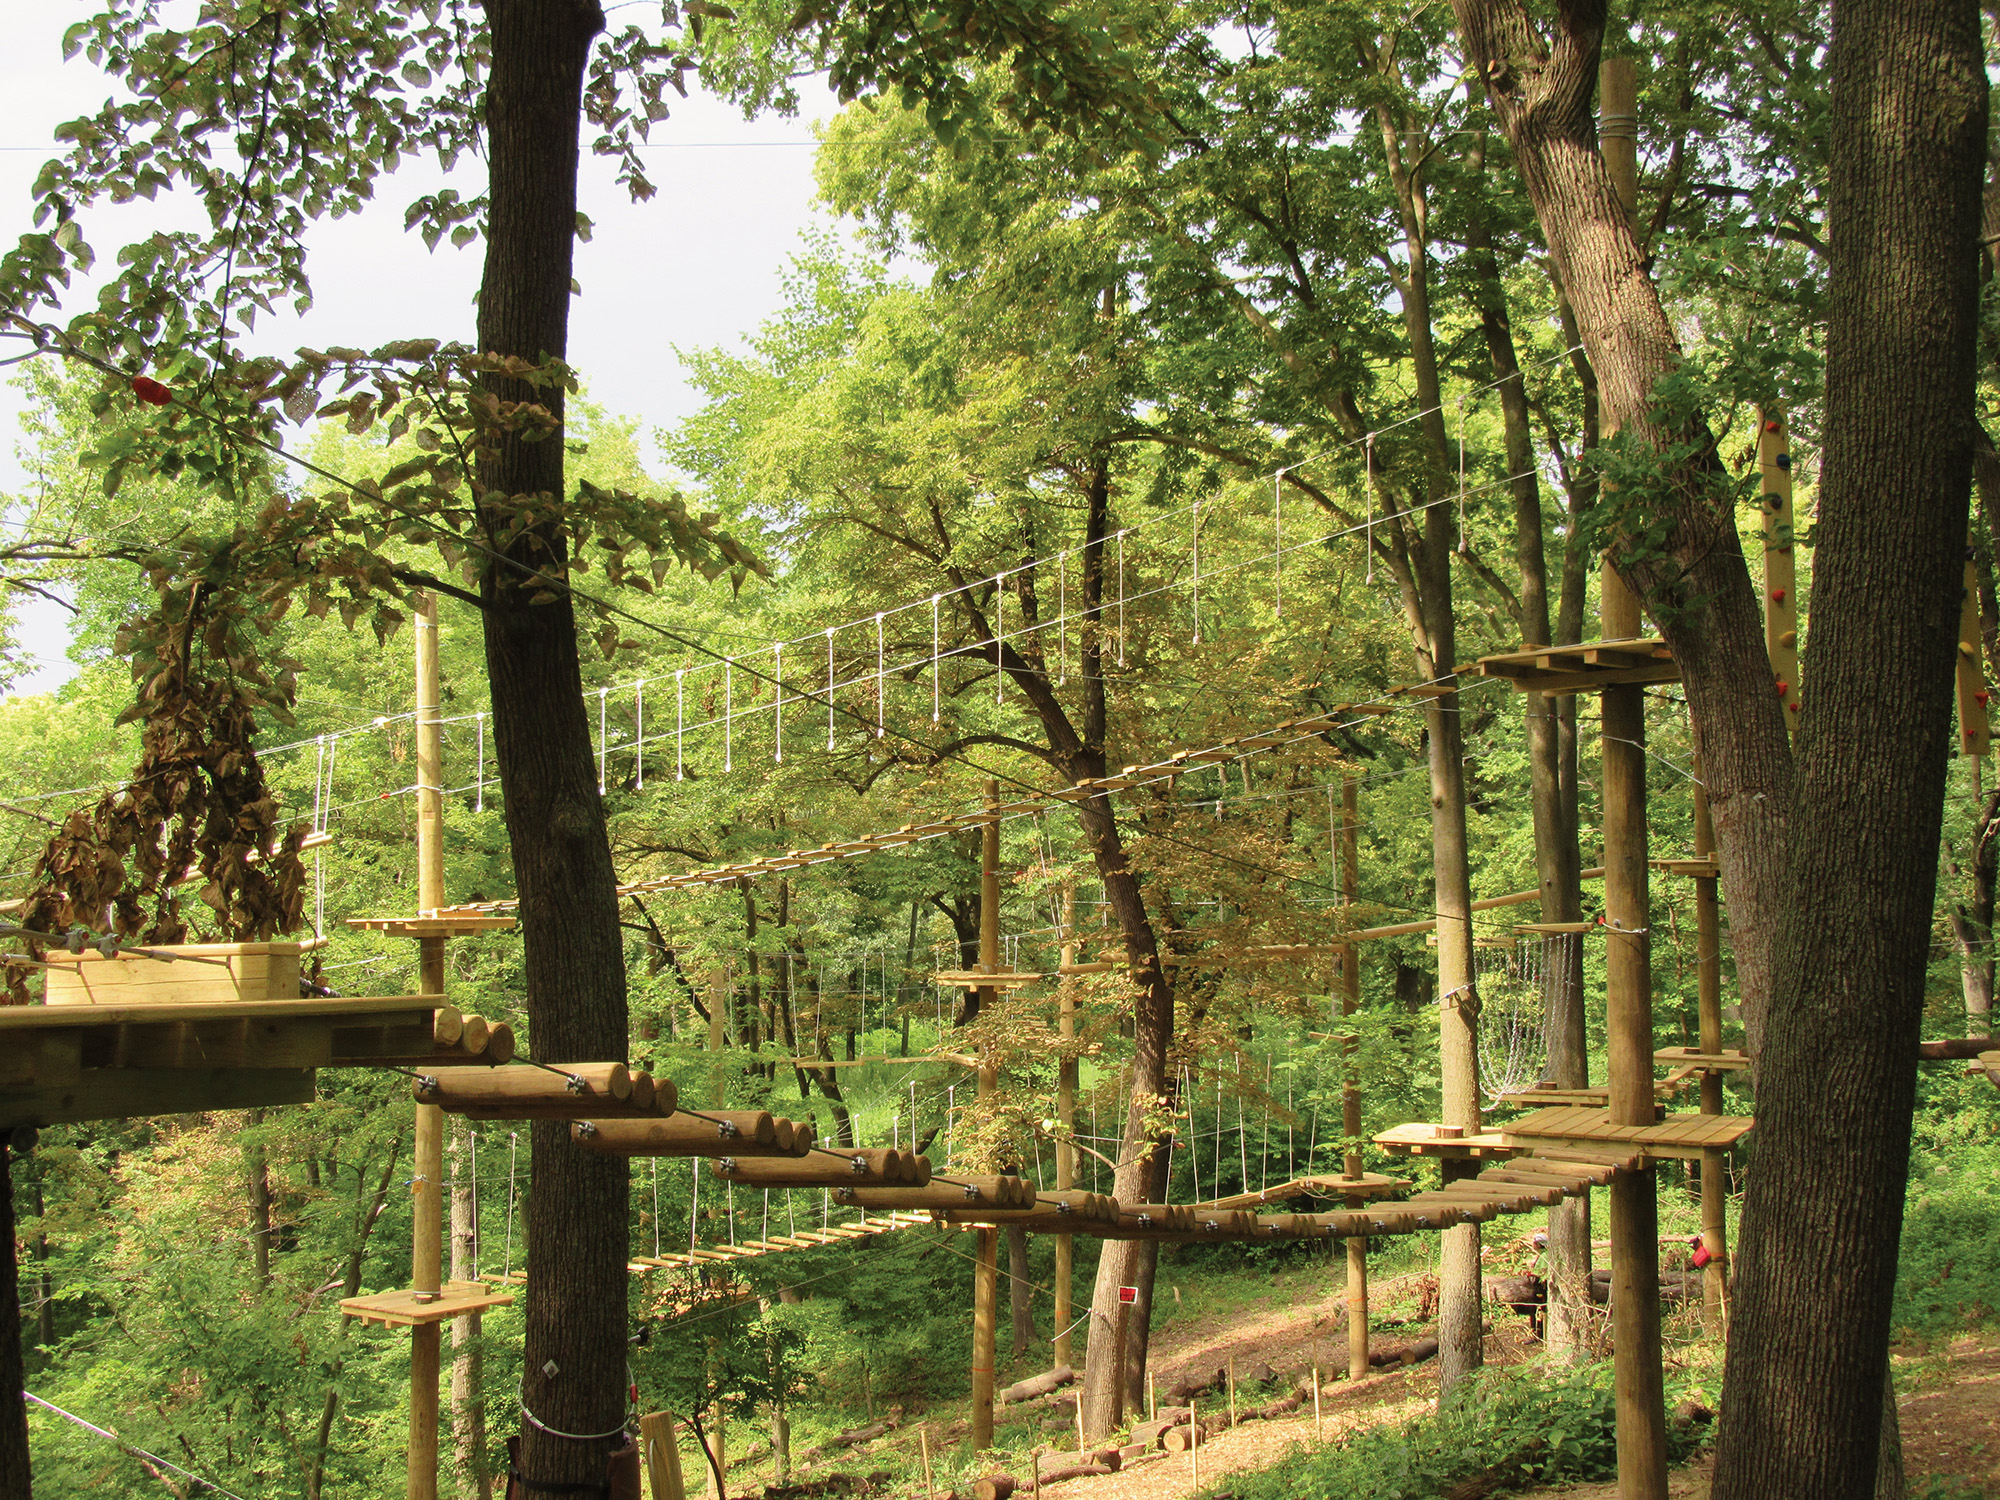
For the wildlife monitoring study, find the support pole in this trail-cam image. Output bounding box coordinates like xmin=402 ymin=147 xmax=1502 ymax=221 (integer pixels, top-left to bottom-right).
xmin=1758 ymin=409 xmax=1803 ymax=732
xmin=970 ymin=783 xmax=1001 ymax=1452
xmin=1692 ymin=743 xmax=1728 ymax=1336
xmin=1339 ymin=776 xmax=1369 ymax=1382
xmin=1053 ymin=886 xmax=1078 ymax=1373
xmin=1598 ymin=55 xmax=1669 ymax=1500
xmin=411 ymin=591 xmax=446 ymax=1500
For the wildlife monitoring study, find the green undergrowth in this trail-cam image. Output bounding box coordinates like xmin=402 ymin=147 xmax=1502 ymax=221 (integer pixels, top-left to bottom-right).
xmin=1201 ymin=1359 xmax=1715 ymax=1500
xmin=1895 ymin=1073 xmax=2000 ymax=1341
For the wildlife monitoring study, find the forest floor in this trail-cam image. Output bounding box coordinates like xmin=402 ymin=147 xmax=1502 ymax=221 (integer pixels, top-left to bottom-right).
xmin=785 ymin=1254 xmax=2000 ymax=1500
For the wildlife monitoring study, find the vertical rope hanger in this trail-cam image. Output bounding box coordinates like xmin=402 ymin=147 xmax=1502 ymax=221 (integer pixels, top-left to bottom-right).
xmin=634 ymin=681 xmax=644 ymax=789
xmin=1274 ymin=469 xmax=1285 ymax=619
xmin=597 ymin=686 xmax=608 ymax=793
xmin=773 ymin=643 xmax=783 ymax=763
xmin=723 ymin=658 xmax=733 ymax=772
xmin=995 ymin=575 xmax=1005 ymax=706
xmin=826 ymin=628 xmax=837 ymax=751
xmin=473 ymin=713 xmax=484 ymax=812
xmin=674 ymin=670 xmax=685 ymax=780
xmin=875 ymin=613 xmax=886 ymax=738
xmin=1056 ymin=551 xmax=1067 ymax=686
xmin=931 ymin=596 xmax=941 ymax=722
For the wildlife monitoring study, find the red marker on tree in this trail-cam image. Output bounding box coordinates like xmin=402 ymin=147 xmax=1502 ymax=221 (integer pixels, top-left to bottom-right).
xmin=131 ymin=375 xmax=171 ymax=406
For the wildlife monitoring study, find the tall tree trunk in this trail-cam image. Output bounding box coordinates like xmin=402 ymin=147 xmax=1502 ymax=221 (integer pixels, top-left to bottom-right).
xmin=475 ymin=1 xmax=629 ymax=1487
xmin=0 ymin=1147 xmax=31 ymax=1499
xmin=1006 ymin=1225 xmax=1035 ymax=1360
xmin=1712 ymin=5 xmax=1986 ymax=1498
xmin=1447 ymin=0 xmax=1795 ymax=1053
xmin=32 ymin=1174 xmax=53 ymax=1350
xmin=1463 ymin=119 xmax=1591 ymax=1358
xmin=245 ymin=1108 xmax=272 ymax=1285
xmin=309 ymin=1138 xmax=403 ymax=1500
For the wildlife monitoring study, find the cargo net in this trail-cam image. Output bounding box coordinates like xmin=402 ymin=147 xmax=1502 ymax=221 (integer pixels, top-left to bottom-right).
xmin=1474 ymin=931 xmax=1579 ymax=1103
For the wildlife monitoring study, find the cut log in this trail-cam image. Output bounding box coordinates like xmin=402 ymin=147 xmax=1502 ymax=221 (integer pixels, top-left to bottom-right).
xmin=829 ymin=1420 xmax=890 ymax=1447
xmin=421 ymin=1062 xmax=650 ymax=1119
xmin=1163 ymin=1369 xmax=1224 ymax=1405
xmin=845 ymin=1178 xmax=1026 ymax=1213
xmin=1255 ymin=1389 xmax=1306 ymax=1421
xmin=1366 ymin=1337 xmax=1439 ymax=1369
xmin=999 ymin=1366 xmax=1075 ymax=1405
xmin=570 ymin=1116 xmax=809 ymax=1159
xmin=713 ymin=1150 xmax=912 ymax=1188
xmin=1036 ymin=1448 xmax=1119 ymax=1477
xmin=1160 ymin=1421 xmax=1216 ymax=1454
xmin=972 ymin=1474 xmax=1017 ymax=1500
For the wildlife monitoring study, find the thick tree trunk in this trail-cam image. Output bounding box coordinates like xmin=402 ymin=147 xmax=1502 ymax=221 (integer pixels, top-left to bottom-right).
xmin=1 ymin=1147 xmax=31 ymax=1499
xmin=246 ymin=1108 xmax=272 ymax=1285
xmin=1711 ymin=5 xmax=1986 ymax=1497
xmin=1447 ymin=0 xmax=1794 ymax=1052
xmin=475 ymin=0 xmax=629 ymax=1488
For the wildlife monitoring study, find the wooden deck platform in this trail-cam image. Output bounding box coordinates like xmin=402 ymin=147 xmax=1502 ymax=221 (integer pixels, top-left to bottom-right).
xmin=1372 ymin=1122 xmax=1520 ymax=1160
xmin=339 ymin=1280 xmax=515 ymax=1327
xmin=1654 ymin=1046 xmax=1751 ymax=1071
xmin=1500 ymin=1106 xmax=1756 ymax=1161
xmin=1476 ymin=639 xmax=1681 ymax=695
xmin=348 ymin=911 xmax=518 ymax=939
xmin=0 ymin=995 xmax=445 ymax=1127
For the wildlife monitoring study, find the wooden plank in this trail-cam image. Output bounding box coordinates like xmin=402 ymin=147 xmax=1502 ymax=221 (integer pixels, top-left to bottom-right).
xmin=0 ymin=995 xmax=441 ymax=1030
xmin=340 ymin=1280 xmax=515 ymax=1328
xmin=0 ymin=1066 xmax=317 ymax=1128
xmin=0 ymin=1029 xmax=83 ymax=1089
xmin=92 ymin=1015 xmax=335 ymax=1071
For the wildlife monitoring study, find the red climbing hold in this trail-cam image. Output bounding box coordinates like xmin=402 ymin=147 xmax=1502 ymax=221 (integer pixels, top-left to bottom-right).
xmin=131 ymin=375 xmax=171 ymax=406
xmin=1770 ymin=588 xmax=1787 ymax=603
xmin=1775 ymin=680 xmax=1789 ymax=695
xmin=1979 ymin=692 xmax=1992 ymax=708
xmin=1764 ymin=419 xmax=1781 ymax=433
xmin=1789 ymin=701 xmax=1802 ymax=713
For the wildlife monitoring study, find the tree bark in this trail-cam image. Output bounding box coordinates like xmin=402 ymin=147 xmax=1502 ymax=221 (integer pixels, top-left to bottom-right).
xmin=1 ymin=1146 xmax=31 ymax=1499
xmin=475 ymin=0 xmax=630 ymax=1487
xmin=1006 ymin=1224 xmax=1035 ymax=1360
xmin=1711 ymin=4 xmax=1987 ymax=1497
xmin=246 ymin=1108 xmax=272 ymax=1285
xmin=1446 ymin=0 xmax=1794 ymax=1054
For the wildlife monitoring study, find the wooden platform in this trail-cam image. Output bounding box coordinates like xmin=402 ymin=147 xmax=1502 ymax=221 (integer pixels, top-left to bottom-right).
xmin=1500 ymin=1106 xmax=1756 ymax=1161
xmin=931 ymin=970 xmax=1043 ymax=990
xmin=1496 ymin=1067 xmax=1700 ymax=1111
xmin=339 ymin=1279 xmax=515 ymax=1327
xmin=1654 ymin=1046 xmax=1751 ymax=1071
xmin=348 ymin=911 xmax=518 ymax=939
xmin=0 ymin=995 xmax=443 ymax=1126
xmin=1651 ymin=857 xmax=1720 ymax=879
xmin=1372 ymin=1122 xmax=1519 ymax=1159
xmin=1198 ymin=1172 xmax=1409 ymax=1210
xmin=1476 ymin=639 xmax=1680 ymax=695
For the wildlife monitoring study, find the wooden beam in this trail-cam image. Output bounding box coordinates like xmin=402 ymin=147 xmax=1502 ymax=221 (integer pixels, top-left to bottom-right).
xmin=0 ymin=1067 xmax=317 ymax=1128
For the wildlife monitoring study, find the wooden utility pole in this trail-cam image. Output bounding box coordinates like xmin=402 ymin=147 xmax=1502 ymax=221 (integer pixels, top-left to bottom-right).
xmin=410 ymin=592 xmax=447 ymax=1500
xmin=1599 ymin=56 xmax=1670 ymax=1500
xmin=1339 ymin=776 xmax=1369 ymax=1381
xmin=970 ymin=782 xmax=1001 ymax=1452
xmin=1054 ymin=886 xmax=1078 ymax=1373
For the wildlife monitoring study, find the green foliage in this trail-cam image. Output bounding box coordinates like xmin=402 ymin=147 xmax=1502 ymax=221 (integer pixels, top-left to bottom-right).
xmin=1208 ymin=1361 xmax=1711 ymax=1500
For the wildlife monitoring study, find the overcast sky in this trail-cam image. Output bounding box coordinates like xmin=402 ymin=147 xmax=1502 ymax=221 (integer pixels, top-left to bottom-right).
xmin=2 ymin=7 xmax=849 ymax=694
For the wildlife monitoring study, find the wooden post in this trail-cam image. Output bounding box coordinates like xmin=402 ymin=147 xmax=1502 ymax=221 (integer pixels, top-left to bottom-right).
xmin=1188 ymin=1396 xmax=1198 ymax=1490
xmin=1692 ymin=738 xmax=1728 ymax=1335
xmin=1340 ymin=776 xmax=1369 ymax=1382
xmin=1112 ymin=1298 xmax=1129 ymax=1426
xmin=1312 ymin=1366 xmax=1322 ymax=1443
xmin=410 ymin=591 xmax=446 ymax=1500
xmin=1053 ymin=887 xmax=1077 ymax=1372
xmin=971 ymin=782 xmax=1001 ymax=1452
xmin=1599 ymin=54 xmax=1670 ymax=1500
xmin=919 ymin=1426 xmax=935 ymax=1499
xmin=708 ymin=968 xmax=727 ymax=1110
xmin=639 ymin=1411 xmax=687 ymax=1500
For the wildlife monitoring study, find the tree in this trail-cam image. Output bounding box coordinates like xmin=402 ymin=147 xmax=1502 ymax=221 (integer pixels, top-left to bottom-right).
xmin=1710 ymin=3 xmax=1987 ymax=1495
